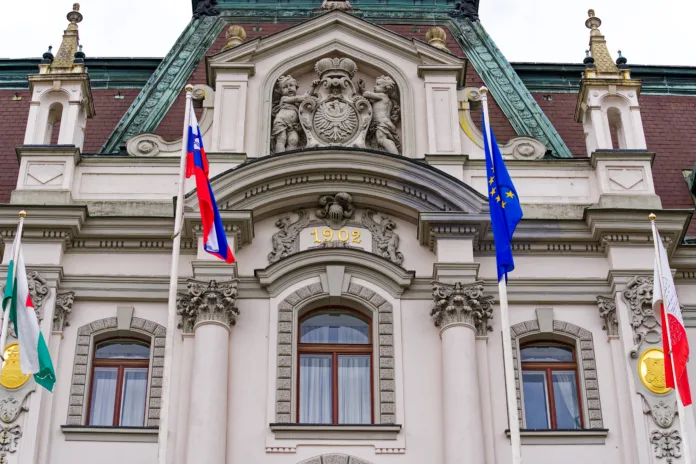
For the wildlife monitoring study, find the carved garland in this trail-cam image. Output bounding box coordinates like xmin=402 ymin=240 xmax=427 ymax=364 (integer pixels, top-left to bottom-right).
xmin=651 ymin=429 xmax=682 ymax=463
xmin=511 ymin=319 xmax=604 ymax=429
xmin=275 ymin=282 xmax=396 ymax=425
xmin=67 ymin=317 xmax=166 ymax=426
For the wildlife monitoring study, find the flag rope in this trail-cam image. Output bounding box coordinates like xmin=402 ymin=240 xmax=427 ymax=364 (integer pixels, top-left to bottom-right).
xmin=0 ymin=210 xmax=26 ymax=367
xmin=157 ymin=85 xmax=194 ymax=464
xmin=650 ymin=214 xmax=693 ymax=463
xmin=482 ymin=87 xmax=523 ymax=464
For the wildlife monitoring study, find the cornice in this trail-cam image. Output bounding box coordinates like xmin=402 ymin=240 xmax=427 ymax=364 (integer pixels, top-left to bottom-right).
xmin=16 ymin=145 xmax=81 ymax=164
xmin=590 ymin=150 xmax=655 ymax=168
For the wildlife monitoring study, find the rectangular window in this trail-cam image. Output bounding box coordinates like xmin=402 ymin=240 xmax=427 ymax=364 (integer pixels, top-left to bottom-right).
xmin=522 ymin=371 xmax=549 ymax=429
xmin=120 ymin=368 xmax=149 ymax=427
xmin=299 ymin=354 xmax=333 ymax=424
xmin=338 ymin=355 xmax=371 ymax=424
xmin=552 ymin=371 xmax=581 ymax=429
xmin=89 ymin=367 xmax=118 ymax=426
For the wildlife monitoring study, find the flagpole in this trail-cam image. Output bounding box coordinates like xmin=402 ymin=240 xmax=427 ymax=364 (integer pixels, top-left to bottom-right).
xmin=481 ymin=87 xmax=523 ymax=464
xmin=0 ymin=210 xmax=27 ymax=367
xmin=157 ymin=84 xmax=194 ymax=464
xmin=650 ymin=213 xmax=693 ymax=463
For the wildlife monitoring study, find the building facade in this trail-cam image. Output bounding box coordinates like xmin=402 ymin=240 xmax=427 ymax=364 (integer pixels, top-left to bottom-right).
xmin=1 ymin=1 xmax=696 ymax=463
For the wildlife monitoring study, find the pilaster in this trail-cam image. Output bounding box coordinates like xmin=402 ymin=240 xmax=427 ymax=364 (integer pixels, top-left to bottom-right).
xmin=208 ymin=63 xmax=254 ymax=153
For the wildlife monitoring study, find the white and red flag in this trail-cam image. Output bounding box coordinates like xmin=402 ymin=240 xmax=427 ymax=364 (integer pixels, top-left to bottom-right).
xmin=652 ymin=226 xmax=692 ymax=406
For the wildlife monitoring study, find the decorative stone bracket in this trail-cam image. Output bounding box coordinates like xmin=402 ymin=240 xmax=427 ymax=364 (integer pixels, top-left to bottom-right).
xmin=596 ymin=296 xmax=618 ymax=338
xmin=431 ymin=281 xmax=493 ymax=336
xmin=177 ymin=279 xmax=239 ymax=333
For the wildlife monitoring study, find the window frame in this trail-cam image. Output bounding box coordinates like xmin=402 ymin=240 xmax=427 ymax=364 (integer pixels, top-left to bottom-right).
xmin=520 ymin=341 xmax=584 ymax=430
xmin=296 ymin=307 xmax=375 ymax=425
xmin=86 ymin=338 xmax=150 ymax=427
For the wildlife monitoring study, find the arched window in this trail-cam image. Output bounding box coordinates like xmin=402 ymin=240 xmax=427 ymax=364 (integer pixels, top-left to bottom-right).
xmin=607 ymin=107 xmax=626 ymax=149
xmin=520 ymin=342 xmax=583 ymax=430
xmin=87 ymin=339 xmax=150 ymax=427
xmin=45 ymin=102 xmax=63 ymax=144
xmin=298 ymin=308 xmax=372 ymax=425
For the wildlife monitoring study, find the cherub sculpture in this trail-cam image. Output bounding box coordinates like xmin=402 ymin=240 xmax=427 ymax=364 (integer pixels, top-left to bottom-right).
xmin=271 ymin=75 xmax=306 ymax=153
xmin=364 ymin=76 xmax=401 ymax=154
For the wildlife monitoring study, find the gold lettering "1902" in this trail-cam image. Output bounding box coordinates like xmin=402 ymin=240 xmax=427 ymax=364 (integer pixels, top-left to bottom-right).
xmin=310 ymin=228 xmax=362 ymax=243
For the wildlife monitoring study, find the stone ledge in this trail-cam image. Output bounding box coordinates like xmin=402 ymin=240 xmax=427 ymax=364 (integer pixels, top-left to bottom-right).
xmin=505 ymin=429 xmax=609 ymax=445
xmin=270 ymin=424 xmax=401 ymax=441
xmin=61 ymin=425 xmax=159 ymax=443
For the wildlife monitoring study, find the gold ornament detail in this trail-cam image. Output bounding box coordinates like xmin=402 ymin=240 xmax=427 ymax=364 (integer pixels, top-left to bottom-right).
xmin=0 ymin=345 xmax=30 ymax=390
xmin=639 ymin=347 xmax=672 ymax=395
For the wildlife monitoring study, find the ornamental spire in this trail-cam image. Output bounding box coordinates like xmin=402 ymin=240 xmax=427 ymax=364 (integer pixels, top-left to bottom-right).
xmin=584 ymin=9 xmax=620 ymax=74
xmin=47 ymin=3 xmax=84 ymax=73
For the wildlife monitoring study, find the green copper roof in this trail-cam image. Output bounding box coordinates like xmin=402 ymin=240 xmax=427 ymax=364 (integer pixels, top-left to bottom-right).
xmin=193 ymin=0 xmax=458 ymax=10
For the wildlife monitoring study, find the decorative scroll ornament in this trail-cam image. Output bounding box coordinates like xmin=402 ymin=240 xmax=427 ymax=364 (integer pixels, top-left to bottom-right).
xmin=0 ymin=424 xmax=21 ymax=464
xmin=596 ymin=296 xmax=618 ymax=337
xmin=451 ymin=0 xmax=480 ymax=21
xmin=268 ymin=211 xmax=310 ymax=264
xmin=317 ymin=193 xmax=354 ymax=228
xmin=26 ymin=272 xmax=49 ymax=322
xmin=53 ymin=292 xmax=75 ymax=332
xmin=177 ymin=280 xmax=239 ymax=333
xmin=0 ymin=390 xmax=31 ymax=424
xmin=298 ymin=57 xmax=373 ymax=150
xmin=431 ymin=281 xmax=493 ymax=335
xmin=623 ymin=276 xmax=662 ymax=357
xmin=640 ymin=396 xmax=677 ymax=429
xmin=651 ymin=429 xmax=682 ymax=463
xmin=361 ymin=210 xmax=403 ymax=265
xmin=192 ymin=0 xmax=219 ymax=19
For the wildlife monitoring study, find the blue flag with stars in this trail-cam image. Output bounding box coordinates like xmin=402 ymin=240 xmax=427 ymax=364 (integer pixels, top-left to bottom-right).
xmin=483 ymin=113 xmax=523 ymax=282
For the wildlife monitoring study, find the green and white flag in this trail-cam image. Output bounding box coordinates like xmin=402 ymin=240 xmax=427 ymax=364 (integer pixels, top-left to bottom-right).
xmin=2 ymin=239 xmax=56 ymax=392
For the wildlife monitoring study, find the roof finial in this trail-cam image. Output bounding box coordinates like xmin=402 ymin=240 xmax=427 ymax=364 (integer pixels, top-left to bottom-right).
xmin=49 ymin=3 xmax=84 ymax=71
xmin=583 ymin=9 xmax=619 ymax=74
xmin=222 ymin=25 xmax=247 ymax=51
xmin=425 ymin=27 xmax=449 ymax=52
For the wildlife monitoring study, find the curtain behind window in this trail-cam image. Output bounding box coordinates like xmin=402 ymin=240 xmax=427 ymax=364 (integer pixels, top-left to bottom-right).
xmin=120 ymin=369 xmax=148 ymax=426
xmin=553 ymin=371 xmax=581 ymax=429
xmin=338 ymin=355 xmax=371 ymax=424
xmin=89 ymin=367 xmax=118 ymax=425
xmin=300 ymin=355 xmax=332 ymax=423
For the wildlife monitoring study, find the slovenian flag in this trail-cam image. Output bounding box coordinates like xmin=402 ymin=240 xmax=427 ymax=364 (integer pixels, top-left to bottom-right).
xmin=2 ymin=237 xmax=56 ymax=391
xmin=185 ymin=101 xmax=234 ymax=263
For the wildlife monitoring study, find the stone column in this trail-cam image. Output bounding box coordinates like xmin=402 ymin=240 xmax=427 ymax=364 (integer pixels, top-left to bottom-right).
xmin=178 ymin=279 xmax=239 ymax=464
xmin=431 ymin=281 xmax=492 ymax=464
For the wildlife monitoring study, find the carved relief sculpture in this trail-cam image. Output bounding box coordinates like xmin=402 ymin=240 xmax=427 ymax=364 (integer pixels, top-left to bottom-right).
xmin=431 ymin=281 xmax=494 ymax=335
xmin=192 ymin=0 xmax=219 ymax=19
xmin=299 ymin=58 xmax=372 ymax=149
xmin=0 ymin=425 xmax=21 ymax=464
xmin=651 ymin=429 xmax=682 ymax=463
xmin=623 ymin=276 xmax=662 ymax=357
xmin=53 ymin=291 xmax=75 ymax=332
xmin=364 ymin=76 xmax=401 ymax=154
xmin=596 ymin=295 xmax=619 ymax=337
xmin=177 ymin=280 xmax=239 ymax=333
xmin=316 ymin=193 xmax=354 ymax=228
xmin=361 ymin=210 xmax=403 ymax=265
xmin=271 ymin=76 xmax=306 ymax=153
xmin=268 ymin=211 xmax=310 ymax=264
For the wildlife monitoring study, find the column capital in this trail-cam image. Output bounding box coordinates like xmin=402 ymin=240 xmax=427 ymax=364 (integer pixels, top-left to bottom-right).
xmin=177 ymin=279 xmax=239 ymax=333
xmin=431 ymin=281 xmax=493 ymax=336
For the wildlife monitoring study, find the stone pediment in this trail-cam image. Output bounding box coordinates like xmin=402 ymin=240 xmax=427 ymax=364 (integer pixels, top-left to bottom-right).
xmin=206 ymin=10 xmax=466 ymax=74
xmin=184 ymin=149 xmax=488 ymax=221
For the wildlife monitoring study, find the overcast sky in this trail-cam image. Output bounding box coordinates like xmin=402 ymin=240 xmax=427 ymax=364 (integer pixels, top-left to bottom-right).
xmin=1 ymin=0 xmax=695 ymax=66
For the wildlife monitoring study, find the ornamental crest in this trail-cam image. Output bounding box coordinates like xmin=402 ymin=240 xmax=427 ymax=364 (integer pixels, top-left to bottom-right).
xmin=298 ymin=57 xmax=372 ymax=149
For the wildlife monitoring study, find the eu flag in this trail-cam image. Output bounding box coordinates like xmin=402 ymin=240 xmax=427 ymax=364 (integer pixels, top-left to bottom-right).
xmin=482 ymin=114 xmax=523 ymax=282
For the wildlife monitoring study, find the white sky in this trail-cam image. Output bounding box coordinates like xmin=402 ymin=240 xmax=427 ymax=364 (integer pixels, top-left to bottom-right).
xmin=1 ymin=0 xmax=695 ymax=66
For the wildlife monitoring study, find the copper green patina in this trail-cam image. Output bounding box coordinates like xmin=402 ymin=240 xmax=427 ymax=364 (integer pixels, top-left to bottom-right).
xmin=101 ymin=2 xmax=572 ymax=155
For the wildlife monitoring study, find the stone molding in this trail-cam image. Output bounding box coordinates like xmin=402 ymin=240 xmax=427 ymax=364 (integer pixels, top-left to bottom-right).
xmin=298 ymin=454 xmax=374 ymax=464
xmin=176 ymin=279 xmax=240 ymax=333
xmin=274 ymin=282 xmax=396 ymax=425
xmin=511 ymin=319 xmax=604 ymax=429
xmin=596 ymin=296 xmax=618 ymax=338
xmin=431 ymin=281 xmax=493 ymax=336
xmin=67 ymin=317 xmax=166 ymax=427
xmin=53 ymin=291 xmax=75 ymax=332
